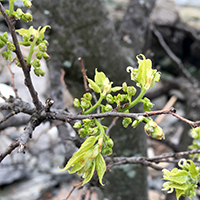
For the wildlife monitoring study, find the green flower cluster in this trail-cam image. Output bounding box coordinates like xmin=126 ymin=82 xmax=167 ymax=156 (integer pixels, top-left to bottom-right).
xmin=189 ymin=127 xmax=200 ymax=160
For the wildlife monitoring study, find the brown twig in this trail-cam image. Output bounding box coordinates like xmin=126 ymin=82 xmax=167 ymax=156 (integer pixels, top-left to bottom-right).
xmin=78 ymin=57 xmax=90 ymax=92
xmin=0 ymin=3 xmax=43 ymax=110
xmin=151 ymin=24 xmax=198 ymax=86
xmin=7 ymin=58 xmax=19 ymax=98
xmin=105 ymin=117 xmax=119 ymax=136
xmin=0 ymin=110 xmax=18 ymax=124
xmin=64 ymin=181 xmax=83 ymax=200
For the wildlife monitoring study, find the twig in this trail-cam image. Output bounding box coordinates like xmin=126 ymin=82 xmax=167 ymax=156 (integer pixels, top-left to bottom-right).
xmin=7 ymin=58 xmax=19 ymax=98
xmin=0 ymin=3 xmax=43 ymax=110
xmin=80 ymin=183 xmax=89 ymax=200
xmin=151 ymin=24 xmax=198 ymax=86
xmin=78 ymin=57 xmax=90 ymax=92
xmin=105 ymin=117 xmax=119 ymax=136
xmin=64 ymin=181 xmax=83 ymax=200
xmin=0 ymin=110 xmax=18 ymax=124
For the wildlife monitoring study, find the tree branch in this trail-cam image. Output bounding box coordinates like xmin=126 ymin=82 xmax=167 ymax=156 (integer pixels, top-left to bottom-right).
xmin=151 ymin=24 xmax=198 ymax=86
xmin=0 ymin=3 xmax=43 ymax=110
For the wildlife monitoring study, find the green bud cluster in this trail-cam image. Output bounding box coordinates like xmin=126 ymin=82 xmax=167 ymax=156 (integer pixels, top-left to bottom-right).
xmin=102 ymin=136 xmax=114 ymax=156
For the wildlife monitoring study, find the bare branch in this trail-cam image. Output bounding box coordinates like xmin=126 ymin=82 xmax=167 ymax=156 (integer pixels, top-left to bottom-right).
xmin=151 ymin=24 xmax=198 ymax=86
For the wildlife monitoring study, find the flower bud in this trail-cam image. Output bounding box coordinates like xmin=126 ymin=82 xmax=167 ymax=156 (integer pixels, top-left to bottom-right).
xmin=122 ymin=82 xmax=127 ymax=92
xmin=34 ymin=68 xmax=45 ymax=77
xmin=73 ymin=122 xmax=82 ymax=129
xmin=21 ymin=13 xmax=33 ymax=22
xmin=104 ymin=104 xmax=113 ymax=112
xmin=105 ymin=137 xmax=114 ymax=148
xmin=3 ymin=32 xmax=8 ymax=40
xmin=42 ymin=52 xmax=50 ymax=59
xmin=36 ymin=52 xmax=42 ymax=60
xmin=83 ymin=93 xmax=92 ymax=101
xmin=73 ymin=98 xmax=80 ymax=108
xmin=81 ymin=99 xmax=90 ymax=109
xmin=23 ymin=0 xmax=32 ymax=8
xmin=127 ymin=86 xmax=136 ymax=96
xmin=106 ymin=94 xmax=114 ymax=104
xmin=31 ymin=58 xmax=41 ymax=68
xmin=0 ymin=40 xmax=6 ymax=48
xmin=7 ymin=41 xmax=16 ymax=51
xmin=144 ymin=120 xmax=164 ymax=140
xmin=78 ymin=128 xmax=88 ymax=137
xmin=122 ymin=117 xmax=132 ymax=128
xmin=38 ymin=43 xmax=47 ymax=52
xmin=102 ymin=147 xmax=113 ymax=155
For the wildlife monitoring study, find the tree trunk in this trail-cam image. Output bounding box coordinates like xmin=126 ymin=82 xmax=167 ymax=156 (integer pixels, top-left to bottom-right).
xmin=30 ymin=0 xmax=156 ymax=199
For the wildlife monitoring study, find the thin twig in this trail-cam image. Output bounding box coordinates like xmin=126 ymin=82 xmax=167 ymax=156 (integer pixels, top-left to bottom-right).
xmin=7 ymin=58 xmax=19 ymax=98
xmin=64 ymin=181 xmax=83 ymax=200
xmin=105 ymin=117 xmax=119 ymax=136
xmin=151 ymin=24 xmax=198 ymax=86
xmin=0 ymin=110 xmax=17 ymax=124
xmin=78 ymin=57 xmax=90 ymax=92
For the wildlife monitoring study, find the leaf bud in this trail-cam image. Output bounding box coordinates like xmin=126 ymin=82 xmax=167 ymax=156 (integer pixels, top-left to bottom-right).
xmin=83 ymin=93 xmax=92 ymax=101
xmin=38 ymin=43 xmax=47 ymax=52
xmin=122 ymin=117 xmax=132 ymax=128
xmin=73 ymin=122 xmax=82 ymax=129
xmin=73 ymin=98 xmax=81 ymax=108
xmin=132 ymin=120 xmax=140 ymax=128
xmin=127 ymin=86 xmax=136 ymax=96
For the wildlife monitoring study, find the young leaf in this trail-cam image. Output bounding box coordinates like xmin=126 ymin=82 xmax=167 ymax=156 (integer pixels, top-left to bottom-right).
xmin=87 ymin=78 xmax=101 ymax=93
xmin=95 ymin=153 xmax=106 ymax=185
xmin=82 ymin=161 xmax=95 ymax=185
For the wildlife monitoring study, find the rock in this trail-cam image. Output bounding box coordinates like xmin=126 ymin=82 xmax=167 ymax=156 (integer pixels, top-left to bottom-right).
xmin=0 ymin=174 xmax=57 ymax=200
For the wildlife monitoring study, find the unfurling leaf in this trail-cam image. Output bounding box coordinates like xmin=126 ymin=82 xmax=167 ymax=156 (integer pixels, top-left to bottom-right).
xmin=95 ymin=154 xmax=106 ymax=185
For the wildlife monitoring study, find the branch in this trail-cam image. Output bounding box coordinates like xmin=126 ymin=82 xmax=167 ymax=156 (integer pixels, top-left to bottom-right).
xmin=0 ymin=3 xmax=43 ymax=110
xmin=151 ymin=24 xmax=198 ymax=86
xmin=0 ymin=107 xmax=47 ymax=162
xmin=49 ymin=107 xmax=200 ymax=128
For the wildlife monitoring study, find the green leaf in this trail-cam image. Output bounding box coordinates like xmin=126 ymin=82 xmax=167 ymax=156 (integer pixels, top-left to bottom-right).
xmin=38 ymin=25 xmax=51 ymax=40
xmin=82 ymin=161 xmax=95 ymax=185
xmin=111 ymin=86 xmax=122 ymax=92
xmin=95 ymin=153 xmax=106 ymax=185
xmin=68 ymin=162 xmax=83 ymax=174
xmin=59 ymin=136 xmax=97 ymax=171
xmin=176 ymin=189 xmax=186 ymax=200
xmin=87 ymin=78 xmax=101 ymax=93
xmin=188 ymin=160 xmax=198 ymax=179
xmin=163 ymin=170 xmax=188 ymax=184
xmin=94 ymin=69 xmax=107 ymax=87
